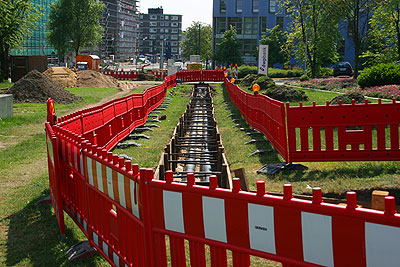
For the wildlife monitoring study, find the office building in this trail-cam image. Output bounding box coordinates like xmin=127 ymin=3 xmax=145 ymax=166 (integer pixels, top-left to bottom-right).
xmin=139 ymin=8 xmax=183 ymax=62
xmin=213 ymin=0 xmax=353 ymax=65
xmin=11 ymin=0 xmax=58 ymax=57
xmin=100 ymin=0 xmax=140 ymax=61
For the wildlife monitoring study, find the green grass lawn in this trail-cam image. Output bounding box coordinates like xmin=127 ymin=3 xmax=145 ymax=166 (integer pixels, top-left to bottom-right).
xmin=0 ymin=81 xmax=13 ymax=89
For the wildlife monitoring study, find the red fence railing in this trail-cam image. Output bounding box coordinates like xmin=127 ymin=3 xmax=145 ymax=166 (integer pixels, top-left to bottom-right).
xmin=99 ymin=70 xmax=139 ymax=80
xmin=224 ymin=78 xmax=289 ymax=162
xmin=286 ymin=99 xmax=400 ymax=162
xmin=45 ymin=71 xmax=400 ymax=267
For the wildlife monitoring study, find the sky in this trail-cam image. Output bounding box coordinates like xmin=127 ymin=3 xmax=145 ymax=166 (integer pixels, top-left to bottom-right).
xmin=140 ymin=0 xmax=213 ymax=30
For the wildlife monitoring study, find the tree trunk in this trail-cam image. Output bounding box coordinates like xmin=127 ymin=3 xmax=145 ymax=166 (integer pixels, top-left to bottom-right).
xmin=0 ymin=41 xmax=10 ymax=82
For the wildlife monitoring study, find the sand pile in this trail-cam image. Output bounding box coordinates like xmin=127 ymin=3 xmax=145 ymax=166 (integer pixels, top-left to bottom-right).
xmin=43 ymin=67 xmax=77 ymax=88
xmin=7 ymin=70 xmax=82 ymax=104
xmin=76 ymin=70 xmax=120 ymax=88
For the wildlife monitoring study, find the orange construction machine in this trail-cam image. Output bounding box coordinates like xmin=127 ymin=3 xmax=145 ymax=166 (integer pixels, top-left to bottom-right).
xmin=76 ymin=55 xmax=100 ymax=70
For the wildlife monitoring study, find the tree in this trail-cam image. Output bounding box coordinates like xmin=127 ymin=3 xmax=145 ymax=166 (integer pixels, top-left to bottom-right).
xmin=336 ymin=0 xmax=376 ymax=77
xmin=214 ymin=25 xmax=242 ymax=66
xmin=47 ymin=0 xmax=105 ymax=58
xmin=181 ymin=22 xmax=212 ymax=63
xmin=366 ymin=0 xmax=400 ymax=63
xmin=283 ymin=0 xmax=342 ymax=77
xmin=260 ymin=25 xmax=288 ymax=67
xmin=0 ymin=0 xmax=41 ymax=81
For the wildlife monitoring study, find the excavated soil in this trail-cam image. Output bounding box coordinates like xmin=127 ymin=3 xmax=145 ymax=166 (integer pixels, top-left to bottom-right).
xmin=43 ymin=67 xmax=77 ymax=88
xmin=76 ymin=70 xmax=120 ymax=88
xmin=7 ymin=70 xmax=82 ymax=104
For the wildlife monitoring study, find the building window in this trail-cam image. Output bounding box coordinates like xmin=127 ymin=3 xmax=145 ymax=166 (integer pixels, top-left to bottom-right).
xmin=216 ymin=17 xmax=226 ymax=34
xmin=160 ymin=15 xmax=164 ymax=20
xmin=165 ymin=22 xmax=169 ymax=26
xmin=228 ymin=17 xmax=243 ymax=34
xmin=171 ymin=22 xmax=178 ymax=27
xmin=236 ymin=0 xmax=243 ymax=13
xmin=160 ymin=29 xmax=164 ymax=33
xmin=171 ymin=35 xmax=178 ymax=40
xmin=172 ymin=29 xmax=178 ymax=33
xmin=165 ymin=15 xmax=169 ymax=20
xmin=150 ymin=28 xmax=157 ymax=33
xmin=172 ymin=48 xmax=178 ymax=53
xmin=269 ymin=0 xmax=276 ymax=13
xmin=165 ymin=29 xmax=169 ymax=33
xmin=276 ymin=16 xmax=284 ymax=29
xmin=252 ymin=0 xmax=259 ymax=12
xmin=150 ymin=22 xmax=157 ymax=27
xmin=150 ymin=15 xmax=157 ymax=20
xmin=150 ymin=35 xmax=156 ymax=40
xmin=260 ymin=17 xmax=267 ymax=35
xmin=220 ymin=0 xmax=226 ymax=13
xmin=160 ymin=22 xmax=164 ymax=26
xmin=171 ymin=16 xmax=179 ymax=20
xmin=244 ymin=17 xmax=258 ymax=35
xmin=242 ymin=39 xmax=257 ymax=56
xmin=172 ymin=41 xmax=178 ymax=46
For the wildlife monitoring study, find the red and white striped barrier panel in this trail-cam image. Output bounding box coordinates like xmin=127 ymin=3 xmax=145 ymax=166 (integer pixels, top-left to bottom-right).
xmin=99 ymin=70 xmax=139 ymax=81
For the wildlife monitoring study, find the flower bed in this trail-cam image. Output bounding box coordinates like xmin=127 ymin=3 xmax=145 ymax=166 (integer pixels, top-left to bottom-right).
xmin=292 ymin=77 xmax=400 ymax=100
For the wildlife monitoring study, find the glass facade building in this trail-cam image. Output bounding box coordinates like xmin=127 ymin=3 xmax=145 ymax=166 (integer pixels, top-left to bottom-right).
xmin=11 ymin=0 xmax=58 ymax=56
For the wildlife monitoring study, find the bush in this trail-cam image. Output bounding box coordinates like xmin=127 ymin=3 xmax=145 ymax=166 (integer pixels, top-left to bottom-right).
xmin=330 ymin=92 xmax=366 ymax=105
xmin=300 ymin=74 xmax=310 ymax=81
xmin=268 ymin=68 xmax=303 ymax=78
xmin=240 ymin=74 xmax=265 ymax=87
xmin=263 ymin=86 xmax=309 ymax=102
xmin=358 ymin=63 xmax=400 ymax=88
xmin=237 ymin=65 xmax=258 ymax=78
xmin=237 ymin=65 xmax=303 ymax=79
xmin=251 ymin=76 xmax=275 ymax=90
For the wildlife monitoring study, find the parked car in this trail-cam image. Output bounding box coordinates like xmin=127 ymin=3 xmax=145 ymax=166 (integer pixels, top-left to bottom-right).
xmin=333 ymin=62 xmax=353 ymax=77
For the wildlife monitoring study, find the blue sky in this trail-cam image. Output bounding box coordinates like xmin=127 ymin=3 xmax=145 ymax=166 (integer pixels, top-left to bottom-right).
xmin=140 ymin=0 xmax=213 ymax=30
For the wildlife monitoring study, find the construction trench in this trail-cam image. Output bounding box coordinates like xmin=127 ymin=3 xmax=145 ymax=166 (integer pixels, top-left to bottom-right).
xmin=115 ymin=83 xmax=233 ymax=188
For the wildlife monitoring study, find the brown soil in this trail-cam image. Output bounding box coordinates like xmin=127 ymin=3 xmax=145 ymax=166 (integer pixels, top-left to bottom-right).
xmin=43 ymin=67 xmax=77 ymax=88
xmin=6 ymin=70 xmax=82 ymax=104
xmin=76 ymin=70 xmax=120 ymax=88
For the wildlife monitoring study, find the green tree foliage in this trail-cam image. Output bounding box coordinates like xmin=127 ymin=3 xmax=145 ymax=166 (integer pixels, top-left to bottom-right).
xmin=336 ymin=0 xmax=376 ymax=77
xmin=283 ymin=0 xmax=342 ymax=77
xmin=364 ymin=0 xmax=400 ymax=64
xmin=47 ymin=0 xmax=105 ymax=57
xmin=259 ymin=25 xmax=288 ymax=67
xmin=181 ymin=22 xmax=212 ymax=62
xmin=0 ymin=0 xmax=41 ymax=81
xmin=214 ymin=25 xmax=242 ymax=66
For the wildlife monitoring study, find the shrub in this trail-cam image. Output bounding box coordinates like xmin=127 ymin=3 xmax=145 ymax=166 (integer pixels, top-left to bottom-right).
xmin=251 ymin=76 xmax=275 ymax=90
xmin=268 ymin=68 xmax=303 ymax=78
xmin=263 ymin=86 xmax=309 ymax=102
xmin=237 ymin=65 xmax=258 ymax=78
xmin=330 ymin=92 xmax=366 ymax=105
xmin=358 ymin=63 xmax=400 ymax=88
xmin=300 ymin=74 xmax=310 ymax=81
xmin=240 ymin=74 xmax=265 ymax=87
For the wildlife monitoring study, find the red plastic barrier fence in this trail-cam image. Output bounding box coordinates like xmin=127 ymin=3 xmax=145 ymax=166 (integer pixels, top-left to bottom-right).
xmin=224 ymin=78 xmax=289 ymax=162
xmin=286 ymin=99 xmax=400 ymax=162
xmin=99 ymin=70 xmax=139 ymax=80
xmin=46 ymin=71 xmax=400 ymax=267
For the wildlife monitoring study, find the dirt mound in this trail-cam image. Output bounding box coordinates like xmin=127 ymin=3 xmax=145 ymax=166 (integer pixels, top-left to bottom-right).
xmin=76 ymin=70 xmax=120 ymax=88
xmin=43 ymin=67 xmax=77 ymax=88
xmin=331 ymin=92 xmax=367 ymax=105
xmin=263 ymin=85 xmax=309 ymax=102
xmin=7 ymin=70 xmax=82 ymax=104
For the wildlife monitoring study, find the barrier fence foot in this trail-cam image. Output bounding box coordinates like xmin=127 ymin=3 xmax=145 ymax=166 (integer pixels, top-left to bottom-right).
xmin=66 ymin=241 xmax=97 ymax=261
xmin=257 ymin=162 xmax=308 ymax=175
xmin=35 ymin=195 xmax=51 ymax=205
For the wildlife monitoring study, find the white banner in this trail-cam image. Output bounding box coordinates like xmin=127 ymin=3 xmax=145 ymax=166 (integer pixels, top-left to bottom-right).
xmin=258 ymin=44 xmax=269 ymax=76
